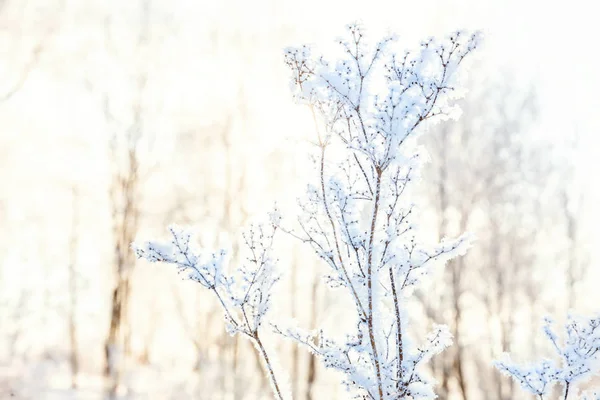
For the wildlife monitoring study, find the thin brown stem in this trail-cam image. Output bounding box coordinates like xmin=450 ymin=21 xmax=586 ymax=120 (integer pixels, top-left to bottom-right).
xmin=319 ymin=144 xmax=367 ymax=319
xmin=389 ymin=266 xmax=404 ymax=391
xmin=367 ymin=169 xmax=384 ymax=400
xmin=254 ymin=333 xmax=285 ymax=400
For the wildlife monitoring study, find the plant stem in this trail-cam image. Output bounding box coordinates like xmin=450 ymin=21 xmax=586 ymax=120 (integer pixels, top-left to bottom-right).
xmin=367 ymin=169 xmax=384 ymax=400
xmin=563 ymin=382 xmax=570 ymax=400
xmin=389 ymin=266 xmax=404 ymax=391
xmin=254 ymin=333 xmax=285 ymax=400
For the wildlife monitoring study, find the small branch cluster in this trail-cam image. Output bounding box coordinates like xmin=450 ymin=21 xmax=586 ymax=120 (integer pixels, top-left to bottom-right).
xmin=494 ymin=313 xmax=600 ymax=399
xmin=133 ymin=218 xmax=286 ymax=399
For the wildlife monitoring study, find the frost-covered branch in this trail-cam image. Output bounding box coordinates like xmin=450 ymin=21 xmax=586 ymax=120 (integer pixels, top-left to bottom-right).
xmin=494 ymin=313 xmax=600 ymax=399
xmin=278 ymin=23 xmax=478 ymax=399
xmin=133 ymin=218 xmax=286 ymax=400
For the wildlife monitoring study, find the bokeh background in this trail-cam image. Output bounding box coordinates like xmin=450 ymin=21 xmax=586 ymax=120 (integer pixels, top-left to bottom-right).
xmin=1 ymin=0 xmax=599 ymax=399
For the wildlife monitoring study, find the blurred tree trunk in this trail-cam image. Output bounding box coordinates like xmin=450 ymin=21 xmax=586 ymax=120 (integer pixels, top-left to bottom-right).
xmin=305 ymin=274 xmax=320 ymax=400
xmin=290 ymin=255 xmax=300 ymax=398
xmin=450 ymin=249 xmax=468 ymax=400
xmin=104 ymin=142 xmax=141 ymax=397
xmin=437 ymin=127 xmax=452 ymax=400
xmin=486 ymin=218 xmax=504 ymax=400
xmin=68 ymin=187 xmax=80 ymax=389
xmin=562 ymin=188 xmax=587 ymax=310
xmin=101 ymin=1 xmax=149 ymax=396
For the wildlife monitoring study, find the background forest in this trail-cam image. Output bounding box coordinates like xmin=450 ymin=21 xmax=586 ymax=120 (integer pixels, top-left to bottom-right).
xmin=0 ymin=0 xmax=599 ymax=399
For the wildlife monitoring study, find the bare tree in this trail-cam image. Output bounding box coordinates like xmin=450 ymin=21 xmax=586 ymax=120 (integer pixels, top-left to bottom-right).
xmin=558 ymin=131 xmax=589 ymax=310
xmin=422 ymin=78 xmax=543 ymax=400
xmin=304 ymin=271 xmax=320 ymax=400
xmin=97 ymin=1 xmax=151 ymax=396
xmin=103 ymin=112 xmax=143 ymax=397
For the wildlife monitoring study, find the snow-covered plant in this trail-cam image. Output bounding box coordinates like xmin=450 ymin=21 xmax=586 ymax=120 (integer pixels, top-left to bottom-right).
xmin=494 ymin=313 xmax=600 ymax=399
xmin=134 ymin=23 xmax=479 ymax=400
xmin=133 ymin=221 xmax=285 ymax=398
